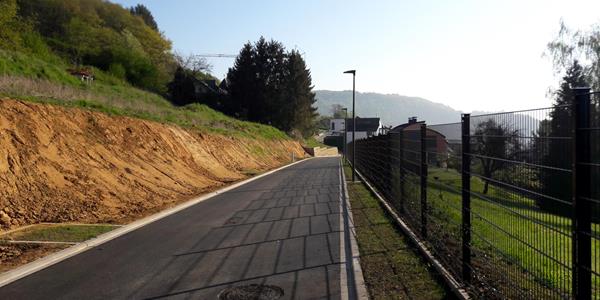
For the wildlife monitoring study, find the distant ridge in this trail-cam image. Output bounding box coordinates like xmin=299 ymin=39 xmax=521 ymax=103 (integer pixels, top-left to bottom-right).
xmin=315 ymin=90 xmax=543 ymax=134
xmin=315 ymin=90 xmax=463 ymax=126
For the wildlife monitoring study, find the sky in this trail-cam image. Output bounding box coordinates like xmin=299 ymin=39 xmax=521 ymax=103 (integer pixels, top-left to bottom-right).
xmin=115 ymin=0 xmax=600 ymax=113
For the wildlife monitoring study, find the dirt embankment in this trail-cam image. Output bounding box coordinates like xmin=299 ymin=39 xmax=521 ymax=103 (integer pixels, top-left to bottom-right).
xmin=0 ymin=99 xmax=305 ymax=230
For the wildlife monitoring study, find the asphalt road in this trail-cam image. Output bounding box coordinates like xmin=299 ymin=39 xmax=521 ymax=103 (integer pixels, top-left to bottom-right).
xmin=0 ymin=157 xmax=357 ymax=299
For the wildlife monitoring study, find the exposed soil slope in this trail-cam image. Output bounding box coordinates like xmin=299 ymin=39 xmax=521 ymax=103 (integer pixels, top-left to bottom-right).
xmin=0 ymin=99 xmax=305 ymax=230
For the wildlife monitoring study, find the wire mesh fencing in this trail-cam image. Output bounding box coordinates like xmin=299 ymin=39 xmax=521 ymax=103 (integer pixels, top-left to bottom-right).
xmin=346 ymin=89 xmax=599 ymax=299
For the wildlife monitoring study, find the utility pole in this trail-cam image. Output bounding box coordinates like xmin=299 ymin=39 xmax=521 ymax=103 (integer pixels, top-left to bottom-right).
xmin=344 ymin=70 xmax=356 ymax=181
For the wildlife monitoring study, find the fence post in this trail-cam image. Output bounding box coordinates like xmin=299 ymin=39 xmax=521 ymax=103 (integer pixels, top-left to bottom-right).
xmin=572 ymin=87 xmax=591 ymax=299
xmin=400 ymin=129 xmax=405 ymax=213
xmin=461 ymin=113 xmax=472 ymax=284
xmin=420 ymin=123 xmax=428 ymax=238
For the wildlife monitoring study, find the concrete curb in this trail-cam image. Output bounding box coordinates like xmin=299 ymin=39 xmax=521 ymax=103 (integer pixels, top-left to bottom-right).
xmin=339 ymin=159 xmax=369 ymax=299
xmin=0 ymin=157 xmax=313 ymax=288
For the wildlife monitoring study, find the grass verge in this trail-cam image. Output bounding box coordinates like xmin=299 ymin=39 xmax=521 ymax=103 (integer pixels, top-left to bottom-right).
xmin=343 ymin=163 xmax=451 ymax=299
xmin=1 ymin=224 xmax=118 ymax=243
xmin=0 ymin=223 xmax=119 ymax=274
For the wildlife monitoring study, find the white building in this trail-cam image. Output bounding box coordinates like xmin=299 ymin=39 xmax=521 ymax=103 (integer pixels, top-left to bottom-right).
xmin=329 ymin=118 xmax=346 ymax=135
xmin=327 ymin=117 xmax=383 ymax=143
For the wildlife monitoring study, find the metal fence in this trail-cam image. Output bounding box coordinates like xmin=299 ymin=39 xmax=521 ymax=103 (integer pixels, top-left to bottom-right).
xmin=346 ymin=88 xmax=599 ymax=299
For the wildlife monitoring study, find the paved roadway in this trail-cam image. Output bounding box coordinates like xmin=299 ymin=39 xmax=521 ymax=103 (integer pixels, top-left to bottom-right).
xmin=0 ymin=157 xmax=359 ymax=299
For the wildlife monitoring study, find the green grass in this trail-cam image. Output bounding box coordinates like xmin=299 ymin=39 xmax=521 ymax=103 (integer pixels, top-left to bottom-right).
xmin=343 ymin=163 xmax=450 ymax=299
xmin=1 ymin=224 xmax=118 ymax=243
xmin=303 ymin=136 xmax=327 ymax=148
xmin=422 ymin=167 xmax=600 ymax=297
xmin=0 ymin=50 xmax=289 ymax=140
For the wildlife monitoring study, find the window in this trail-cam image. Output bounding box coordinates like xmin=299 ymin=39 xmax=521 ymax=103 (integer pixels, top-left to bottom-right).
xmin=331 ymin=122 xmax=335 ymax=130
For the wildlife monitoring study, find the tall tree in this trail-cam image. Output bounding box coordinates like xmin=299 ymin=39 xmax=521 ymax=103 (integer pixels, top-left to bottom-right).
xmin=129 ymin=4 xmax=158 ymax=31
xmin=534 ymin=61 xmax=587 ymax=215
xmin=547 ymin=21 xmax=599 ymax=91
xmin=226 ymin=38 xmax=317 ymax=136
xmin=283 ymin=50 xmax=318 ymax=136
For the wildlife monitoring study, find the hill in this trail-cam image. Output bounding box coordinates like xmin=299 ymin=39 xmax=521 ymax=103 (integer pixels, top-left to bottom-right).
xmin=0 ymin=98 xmax=305 ymax=230
xmin=315 ymin=90 xmax=463 ymax=126
xmin=0 ymin=0 xmax=308 ymax=232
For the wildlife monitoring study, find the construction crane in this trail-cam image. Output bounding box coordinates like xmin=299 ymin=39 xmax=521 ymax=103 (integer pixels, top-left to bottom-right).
xmin=196 ymin=54 xmax=236 ymax=58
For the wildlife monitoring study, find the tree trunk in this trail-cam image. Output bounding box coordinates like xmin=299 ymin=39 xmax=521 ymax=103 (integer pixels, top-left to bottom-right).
xmin=483 ymin=180 xmax=489 ymax=194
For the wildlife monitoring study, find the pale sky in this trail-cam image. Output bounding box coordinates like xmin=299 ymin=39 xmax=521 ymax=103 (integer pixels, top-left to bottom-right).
xmin=115 ymin=0 xmax=600 ymax=113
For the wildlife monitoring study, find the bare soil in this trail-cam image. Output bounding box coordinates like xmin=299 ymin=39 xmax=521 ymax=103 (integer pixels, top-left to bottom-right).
xmin=0 ymin=98 xmax=305 ymax=231
xmin=0 ymin=243 xmax=69 ymax=273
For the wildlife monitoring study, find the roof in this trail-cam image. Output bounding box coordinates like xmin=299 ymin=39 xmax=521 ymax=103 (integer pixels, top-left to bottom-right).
xmin=388 ymin=117 xmax=446 ymax=139
xmin=191 ymin=78 xmax=227 ymax=95
xmin=345 ymin=118 xmax=380 ymax=132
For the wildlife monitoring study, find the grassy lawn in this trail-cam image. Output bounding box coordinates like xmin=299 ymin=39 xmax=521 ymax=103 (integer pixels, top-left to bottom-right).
xmin=343 ymin=163 xmax=451 ymax=299
xmin=0 ymin=50 xmax=288 ymax=140
xmin=424 ymin=167 xmax=600 ymax=298
xmin=1 ymin=224 xmax=118 ymax=243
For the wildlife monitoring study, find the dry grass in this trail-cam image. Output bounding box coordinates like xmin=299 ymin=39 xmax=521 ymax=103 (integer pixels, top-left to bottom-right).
xmin=0 ymin=75 xmax=288 ymax=139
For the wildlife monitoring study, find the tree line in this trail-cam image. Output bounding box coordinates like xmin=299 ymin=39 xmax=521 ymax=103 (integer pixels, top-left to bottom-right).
xmin=0 ymin=0 xmax=318 ymax=137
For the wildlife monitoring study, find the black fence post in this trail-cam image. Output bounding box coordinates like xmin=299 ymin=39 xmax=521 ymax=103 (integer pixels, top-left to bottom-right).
xmin=572 ymin=87 xmax=592 ymax=299
xmin=400 ymin=129 xmax=405 ymax=213
xmin=420 ymin=123 xmax=428 ymax=238
xmin=461 ymin=113 xmax=472 ymax=284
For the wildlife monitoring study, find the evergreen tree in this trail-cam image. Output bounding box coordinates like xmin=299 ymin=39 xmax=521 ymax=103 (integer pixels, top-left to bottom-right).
xmin=167 ymin=66 xmax=196 ymax=106
xmin=226 ymin=42 xmax=257 ymax=118
xmin=226 ymin=38 xmax=317 ymax=136
xmin=535 ymin=61 xmax=587 ymax=215
xmin=129 ymin=4 xmax=158 ymax=31
xmin=283 ymin=50 xmax=318 ymax=136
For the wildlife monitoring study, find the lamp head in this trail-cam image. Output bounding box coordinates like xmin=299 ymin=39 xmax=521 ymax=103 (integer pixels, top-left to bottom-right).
xmin=343 ymin=70 xmax=356 ymax=75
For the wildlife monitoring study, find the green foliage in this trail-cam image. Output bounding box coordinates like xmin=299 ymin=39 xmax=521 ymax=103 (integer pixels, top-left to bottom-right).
xmin=473 ymin=119 xmax=521 ymax=194
xmin=547 ymin=21 xmax=600 ymax=91
xmin=107 ymin=62 xmax=126 ymax=80
xmin=8 ymin=0 xmax=175 ymax=93
xmin=129 ymin=4 xmax=158 ymax=31
xmin=226 ymin=38 xmax=318 ymax=137
xmin=0 ymin=50 xmax=289 ymax=140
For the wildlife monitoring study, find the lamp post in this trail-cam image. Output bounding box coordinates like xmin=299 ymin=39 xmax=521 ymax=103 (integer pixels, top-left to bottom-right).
xmin=341 ymin=107 xmax=348 ymax=162
xmin=343 ymin=70 xmax=356 ymax=181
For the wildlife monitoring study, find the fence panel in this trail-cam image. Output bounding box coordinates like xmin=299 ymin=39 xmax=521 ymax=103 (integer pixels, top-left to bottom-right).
xmin=467 ymin=107 xmax=573 ymax=299
xmin=425 ymin=122 xmax=465 ymax=282
xmin=346 ymin=90 xmax=600 ymax=298
xmin=587 ymin=91 xmax=600 ymax=298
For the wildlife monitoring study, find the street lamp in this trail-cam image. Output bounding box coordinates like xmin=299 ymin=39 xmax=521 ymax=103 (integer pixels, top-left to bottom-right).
xmin=341 ymin=107 xmax=348 ymax=161
xmin=343 ymin=69 xmax=356 ymax=182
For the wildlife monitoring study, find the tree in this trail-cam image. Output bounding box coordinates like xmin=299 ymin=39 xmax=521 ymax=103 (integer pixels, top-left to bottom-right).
xmin=226 ymin=38 xmax=317 ymax=136
xmin=330 ymin=104 xmax=347 ymax=119
xmin=282 ymin=50 xmax=318 ymax=136
xmin=474 ymin=119 xmax=521 ymax=194
xmin=547 ymin=21 xmax=599 ymax=91
xmin=167 ymin=66 xmax=196 ymax=106
xmin=533 ymin=61 xmax=587 ymax=215
xmin=129 ymin=4 xmax=158 ymax=31
xmin=173 ymin=52 xmax=212 ymax=76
